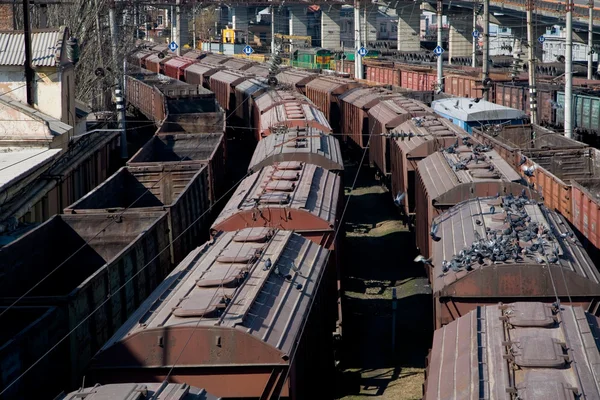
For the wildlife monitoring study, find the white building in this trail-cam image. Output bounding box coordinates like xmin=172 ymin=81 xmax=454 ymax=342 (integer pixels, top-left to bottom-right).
xmin=542 ymin=25 xmax=598 ymax=63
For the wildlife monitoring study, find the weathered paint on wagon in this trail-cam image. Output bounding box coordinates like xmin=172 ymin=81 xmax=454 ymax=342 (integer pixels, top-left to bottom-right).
xmin=59 ymin=383 xmax=221 ymax=400
xmin=304 ymin=76 xmax=360 ymax=132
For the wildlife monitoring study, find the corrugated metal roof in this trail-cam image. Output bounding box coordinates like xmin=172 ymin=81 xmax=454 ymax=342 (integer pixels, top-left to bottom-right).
xmin=254 ymin=90 xmax=313 ymax=114
xmin=259 ymin=103 xmax=332 ymax=136
xmin=0 ymin=29 xmax=64 ymax=67
xmin=200 ymin=54 xmax=232 ymax=65
xmin=339 ymin=87 xmax=396 ymax=109
xmin=248 ymin=127 xmax=343 ymax=173
xmin=275 ymin=69 xmax=318 ymax=87
xmin=61 ymin=383 xmax=220 ymax=400
xmin=431 ymin=196 xmax=600 ymax=295
xmin=244 ymin=64 xmax=271 ymax=77
xmin=98 ymin=229 xmax=329 ymax=358
xmin=305 ymin=76 xmax=357 ymax=94
xmin=394 ymin=116 xmax=467 ymax=155
xmin=222 ymin=58 xmax=256 ymax=71
xmin=432 ymin=97 xmax=526 ymax=122
xmin=425 ymin=303 xmax=600 ymax=400
xmin=213 ymin=164 xmax=339 ymax=229
xmin=210 ymin=69 xmax=248 ymax=85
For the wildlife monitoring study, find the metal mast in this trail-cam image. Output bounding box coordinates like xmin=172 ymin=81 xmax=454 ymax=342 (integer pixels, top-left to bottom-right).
xmin=526 ymin=0 xmax=537 ymax=124
xmin=565 ymin=0 xmax=574 ymax=138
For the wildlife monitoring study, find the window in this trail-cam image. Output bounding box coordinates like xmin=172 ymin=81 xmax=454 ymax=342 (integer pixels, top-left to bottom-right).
xmin=157 ymin=15 xmax=163 ymax=26
xmin=392 ymin=24 xmax=397 ymax=33
xmin=380 ymin=23 xmax=387 ymax=33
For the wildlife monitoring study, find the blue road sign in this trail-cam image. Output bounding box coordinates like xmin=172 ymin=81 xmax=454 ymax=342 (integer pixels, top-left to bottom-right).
xmin=472 ymin=30 xmax=480 ymax=38
xmin=538 ymin=36 xmax=545 ymax=44
xmin=357 ymin=47 xmax=368 ymax=57
xmin=433 ymin=45 xmax=445 ymax=56
xmin=243 ymin=45 xmax=254 ymax=56
xmin=169 ymin=41 xmax=178 ymax=52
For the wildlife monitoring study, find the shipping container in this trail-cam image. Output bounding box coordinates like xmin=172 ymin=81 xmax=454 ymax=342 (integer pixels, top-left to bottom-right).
xmin=0 ymin=213 xmax=171 ymax=391
xmin=368 ymin=97 xmax=436 ymax=177
xmin=64 ymin=165 xmax=211 ymax=265
xmin=388 ymin=116 xmax=466 ymax=219
xmin=163 ymin=57 xmax=195 ymax=81
xmin=428 ymin=197 xmax=600 ymax=328
xmin=339 ymin=87 xmax=397 ymax=148
xmin=415 ymin=145 xmax=530 ymax=259
xmin=89 ymin=228 xmax=336 ymax=400
xmin=304 ymin=76 xmax=361 ymax=132
xmin=59 ymin=383 xmax=220 ymax=400
xmin=248 ymin=127 xmax=343 ymax=173
xmin=127 ymin=133 xmax=225 ymax=204
xmin=275 ymin=69 xmax=319 ymax=93
xmin=208 ymin=70 xmax=248 ymax=112
xmin=424 ymin=303 xmax=600 ymax=399
xmin=183 ymin=63 xmax=225 ymax=88
xmin=0 ymin=306 xmax=67 ymax=400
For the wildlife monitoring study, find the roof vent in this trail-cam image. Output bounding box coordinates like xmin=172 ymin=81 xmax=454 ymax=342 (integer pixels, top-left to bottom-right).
xmin=172 ymin=289 xmax=235 ymax=318
xmin=197 ymin=266 xmax=248 ymax=288
xmin=513 ymin=381 xmax=579 ymax=400
xmin=507 ymin=336 xmax=568 ymax=368
xmin=266 ymin=181 xmax=296 ymax=192
xmin=499 ymin=303 xmax=557 ymax=327
xmin=233 ymin=228 xmax=272 ymax=243
xmin=272 ymin=170 xmax=300 ymax=181
xmin=276 ymin=161 xmax=303 ymax=170
xmin=258 ymin=192 xmax=291 ymax=204
xmin=217 ymin=246 xmax=260 ymax=263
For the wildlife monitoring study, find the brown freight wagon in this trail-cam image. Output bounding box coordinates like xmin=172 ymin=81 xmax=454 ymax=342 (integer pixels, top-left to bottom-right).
xmin=248 ymin=126 xmax=344 ymax=173
xmin=304 ymin=76 xmax=361 ymax=132
xmin=388 ymin=116 xmax=466 ymax=219
xmin=428 ymin=197 xmax=600 ymax=329
xmin=0 ymin=306 xmax=67 ymax=400
xmin=0 ymin=213 xmax=171 ymax=392
xmin=415 ymin=144 xmax=530 ymax=259
xmin=275 ymin=69 xmax=318 ymax=94
xmin=64 ymin=165 xmax=211 ymax=266
xmin=364 ymin=60 xmax=400 ymax=87
xmin=368 ymin=97 xmax=436 ymax=178
xmin=233 ymin=78 xmax=269 ymax=125
xmin=444 ymin=72 xmax=525 ymax=99
xmin=339 ymin=87 xmax=397 ymax=148
xmin=181 ymin=50 xmax=206 ymax=61
xmin=222 ymin=57 xmax=257 ymax=71
xmin=145 ymin=53 xmax=172 ymax=74
xmin=199 ymin=53 xmax=232 ymax=65
xmin=494 ymin=81 xmax=558 ymax=125
xmin=163 ymin=57 xmax=195 ymax=81
xmin=398 ymin=65 xmax=437 ymax=92
xmin=61 ymin=383 xmax=221 ymax=400
xmin=333 ymin=59 xmax=355 ymax=77
xmin=423 ymin=302 xmax=600 ymax=399
xmin=130 ymin=50 xmax=154 ymax=69
xmin=127 ymin=133 xmax=225 ymax=204
xmin=88 ymin=228 xmax=336 ymax=400
xmin=183 ymin=63 xmax=225 ymax=88
xmin=208 ymin=70 xmax=249 ymax=112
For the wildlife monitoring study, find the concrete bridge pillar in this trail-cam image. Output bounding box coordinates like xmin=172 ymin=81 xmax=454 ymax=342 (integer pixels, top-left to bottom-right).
xmin=364 ymin=5 xmax=378 ymax=47
xmin=231 ymin=7 xmax=248 ymax=31
xmin=448 ymin=16 xmax=473 ymax=63
xmin=289 ymin=5 xmax=308 ymax=36
xmin=322 ymin=4 xmax=342 ymax=50
xmin=396 ymin=7 xmax=421 ymax=52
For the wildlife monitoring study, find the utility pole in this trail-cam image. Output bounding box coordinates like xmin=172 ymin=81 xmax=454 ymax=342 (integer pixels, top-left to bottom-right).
xmin=588 ymin=0 xmax=594 ymax=80
xmin=436 ymin=0 xmax=443 ymax=91
xmin=192 ymin=4 xmax=196 ymax=49
xmin=354 ymin=0 xmax=363 ymax=79
xmin=526 ymin=0 xmax=537 ymax=124
xmin=23 ymin=0 xmax=34 ymax=106
xmin=175 ymin=0 xmax=181 ymax=55
xmin=94 ymin=0 xmax=104 ymax=109
xmin=117 ymin=59 xmax=128 ymax=159
xmin=472 ymin=0 xmax=478 ymax=67
xmin=565 ymin=0 xmax=574 ymax=138
xmin=341 ymin=43 xmax=345 ymax=73
xmin=364 ymin=4 xmax=368 ymax=49
xmin=482 ymin=0 xmax=490 ymax=100
xmin=109 ymin=1 xmax=127 ymax=158
xmin=271 ymin=5 xmax=275 ymax=54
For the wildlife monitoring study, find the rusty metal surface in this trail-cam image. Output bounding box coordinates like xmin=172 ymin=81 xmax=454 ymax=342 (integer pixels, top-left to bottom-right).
xmin=572 ymin=179 xmax=600 ymax=254
xmin=389 ymin=116 xmax=465 ymax=216
xmin=424 ymin=302 xmax=600 ymax=400
xmin=275 ymin=69 xmax=319 ymax=92
xmin=212 ymin=163 xmax=340 ymax=237
xmin=145 ymin=53 xmax=172 ymax=74
xmin=305 ymin=76 xmax=360 ymax=130
xmin=64 ymin=165 xmax=211 ymax=265
xmin=0 ymin=212 xmax=171 ymax=392
xmin=60 ymin=383 xmax=220 ymax=400
xmin=199 ymin=54 xmax=232 ymax=65
xmin=248 ymin=127 xmax=343 ymax=173
xmin=127 ymin=133 xmax=225 ymax=203
xmin=222 ymin=58 xmax=257 ymax=71
xmin=258 ymin=102 xmax=332 ymax=140
xmin=234 ymin=78 xmax=269 ymax=123
xmin=181 ymin=50 xmax=206 ymax=60
xmin=163 ymin=57 xmax=195 ymax=80
xmin=244 ymin=64 xmax=272 ymax=77
xmin=90 ymin=229 xmax=334 ymax=399
xmin=183 ymin=63 xmax=225 ymax=87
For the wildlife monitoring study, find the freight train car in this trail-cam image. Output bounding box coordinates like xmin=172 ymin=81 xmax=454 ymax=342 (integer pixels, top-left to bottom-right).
xmin=127 ymin=133 xmax=226 ymax=204
xmin=0 ymin=213 xmax=171 ymax=398
xmin=63 ymin=166 xmax=211 ymax=266
xmin=423 ymin=302 xmax=600 ymax=398
xmin=415 ymin=141 xmax=531 ymax=259
xmin=248 ymin=127 xmax=344 ymax=173
xmin=208 ymin=70 xmax=249 ymax=113
xmin=163 ymin=57 xmax=195 ymax=81
xmin=368 ymin=97 xmax=436 ymax=178
xmin=88 ymin=228 xmax=336 ymax=400
xmin=304 ymin=76 xmax=361 ymax=132
xmin=428 ymin=196 xmax=600 ymax=329
xmin=59 ymin=383 xmax=220 ymax=400
xmin=183 ymin=63 xmax=225 ymax=87
xmin=275 ymin=69 xmax=318 ymax=93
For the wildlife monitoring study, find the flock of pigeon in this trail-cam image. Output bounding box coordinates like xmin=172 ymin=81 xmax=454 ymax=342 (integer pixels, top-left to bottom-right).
xmin=441 ymin=136 xmax=497 ymax=173
xmin=415 ymin=193 xmax=574 ymax=276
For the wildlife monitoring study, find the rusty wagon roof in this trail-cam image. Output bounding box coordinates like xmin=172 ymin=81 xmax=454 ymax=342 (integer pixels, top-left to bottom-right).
xmin=95 ymin=228 xmax=329 ymax=361
xmin=244 ymin=64 xmax=272 ymax=77
xmin=209 ymin=69 xmax=248 ymax=86
xmin=305 ymin=76 xmax=359 ymax=94
xmin=275 ymin=69 xmax=318 ymax=87
xmin=61 ymin=383 xmax=220 ymax=400
xmin=369 ymin=97 xmax=436 ymax=130
xmin=181 ymin=50 xmax=206 ymax=60
xmin=248 ymin=127 xmax=343 ymax=173
xmin=259 ymin=102 xmax=332 ymax=136
xmin=431 ymin=196 xmax=600 ymax=296
xmin=164 ymin=57 xmax=194 ymax=70
xmin=424 ymin=302 xmax=600 ymax=400
xmin=254 ymin=90 xmax=313 ymax=114
xmin=393 ymin=116 xmax=467 ymax=156
xmin=339 ymin=87 xmax=396 ymax=109
xmin=418 ymin=144 xmax=523 ymax=204
xmin=222 ymin=58 xmax=256 ymax=71
xmin=213 ymin=163 xmax=339 ymax=229
xmin=199 ymin=54 xmax=232 ymax=64
xmin=184 ymin=63 xmax=224 ymax=77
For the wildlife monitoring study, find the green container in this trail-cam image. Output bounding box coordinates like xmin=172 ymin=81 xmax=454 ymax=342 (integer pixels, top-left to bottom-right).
xmin=557 ymin=91 xmax=600 ymax=132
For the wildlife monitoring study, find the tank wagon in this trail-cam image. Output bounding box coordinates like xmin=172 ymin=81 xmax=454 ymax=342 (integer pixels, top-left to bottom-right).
xmin=127 ymin=133 xmax=226 ymax=204
xmin=59 ymin=383 xmax=220 ymax=400
xmin=368 ymin=96 xmax=436 ymax=178
xmin=415 ymin=139 xmax=530 ymax=258
xmin=429 ymin=196 xmax=600 ymax=328
xmin=424 ymin=302 xmax=600 ymax=399
xmin=0 ymin=213 xmax=171 ymax=398
xmin=88 ymin=228 xmax=336 ymax=400
xmin=63 ymin=166 xmax=211 ymax=266
xmin=248 ymin=127 xmax=343 ymax=173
